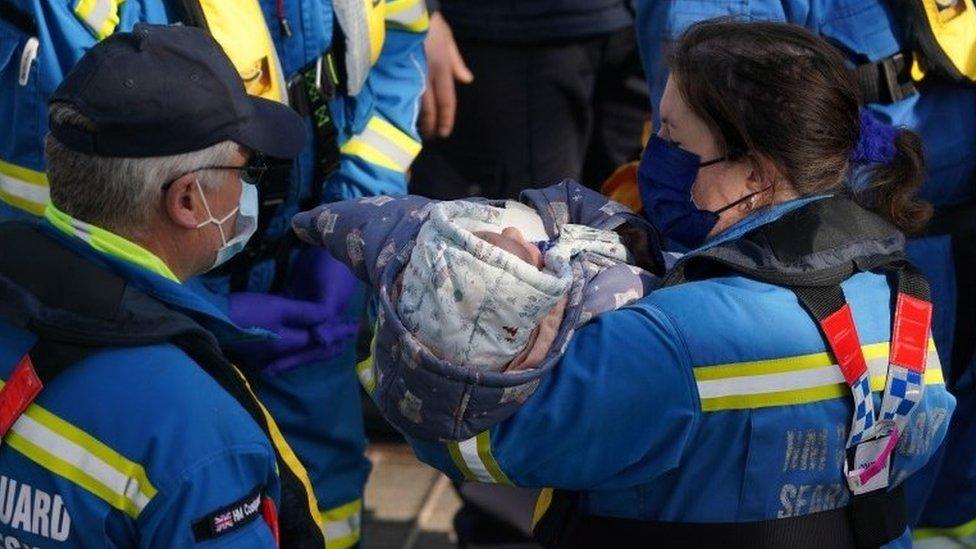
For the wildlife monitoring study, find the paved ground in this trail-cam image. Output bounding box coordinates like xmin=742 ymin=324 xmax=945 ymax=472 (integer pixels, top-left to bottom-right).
xmin=363 ymin=443 xmax=461 ymax=549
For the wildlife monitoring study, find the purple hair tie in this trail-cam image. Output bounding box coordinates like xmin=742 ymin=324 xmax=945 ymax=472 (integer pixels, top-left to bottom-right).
xmin=851 ymin=109 xmax=898 ymax=165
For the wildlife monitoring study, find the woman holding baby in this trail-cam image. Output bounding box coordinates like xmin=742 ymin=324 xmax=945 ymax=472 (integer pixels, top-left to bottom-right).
xmin=295 ymin=19 xmax=954 ymax=549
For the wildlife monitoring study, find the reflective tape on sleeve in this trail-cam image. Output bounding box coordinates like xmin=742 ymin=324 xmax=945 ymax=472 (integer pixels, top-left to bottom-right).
xmin=73 ymin=0 xmax=123 ymax=40
xmin=321 ymin=499 xmax=362 ymax=549
xmin=340 ymin=115 xmax=421 ymax=173
xmin=0 ymin=379 xmax=157 ymax=518
xmin=385 ymin=0 xmax=429 ymax=32
xmin=0 ymin=160 xmax=49 ymax=216
xmin=447 ymin=431 xmax=511 ymax=485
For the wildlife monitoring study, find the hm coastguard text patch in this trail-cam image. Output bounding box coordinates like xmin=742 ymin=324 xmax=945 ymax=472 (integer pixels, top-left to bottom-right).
xmin=192 ymin=487 xmax=263 ymax=541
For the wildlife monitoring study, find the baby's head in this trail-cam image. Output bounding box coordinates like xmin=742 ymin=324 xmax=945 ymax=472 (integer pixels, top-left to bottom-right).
xmin=397 ymin=202 xmax=572 ymax=372
xmin=471 ymin=227 xmax=544 ymax=270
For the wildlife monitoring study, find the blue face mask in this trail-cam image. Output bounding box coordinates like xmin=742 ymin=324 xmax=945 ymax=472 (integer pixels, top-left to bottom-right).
xmin=638 ymin=135 xmax=760 ymax=249
xmin=195 ymin=178 xmax=259 ymax=270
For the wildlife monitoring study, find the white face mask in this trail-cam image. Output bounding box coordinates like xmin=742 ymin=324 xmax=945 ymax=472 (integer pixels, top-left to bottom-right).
xmin=194 ymin=178 xmax=258 ymax=270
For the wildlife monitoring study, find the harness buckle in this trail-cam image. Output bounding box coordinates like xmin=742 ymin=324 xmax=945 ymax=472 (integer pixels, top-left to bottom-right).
xmin=880 ymin=53 xmax=916 ymax=103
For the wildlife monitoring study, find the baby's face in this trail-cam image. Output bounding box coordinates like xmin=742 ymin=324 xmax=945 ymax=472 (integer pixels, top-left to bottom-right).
xmin=473 ymin=227 xmax=544 ymax=270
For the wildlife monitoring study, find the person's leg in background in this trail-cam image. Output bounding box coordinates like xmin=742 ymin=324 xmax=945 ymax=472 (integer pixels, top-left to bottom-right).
xmin=579 ymin=26 xmax=650 ymax=190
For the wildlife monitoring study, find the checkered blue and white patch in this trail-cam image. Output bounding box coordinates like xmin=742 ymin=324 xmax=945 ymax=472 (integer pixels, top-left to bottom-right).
xmin=881 ymin=365 xmax=924 ymax=424
xmin=848 ymin=373 xmax=876 ymax=447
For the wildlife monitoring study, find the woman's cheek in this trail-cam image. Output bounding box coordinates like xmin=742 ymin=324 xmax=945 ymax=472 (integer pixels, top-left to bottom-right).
xmin=690 ymin=176 xmax=711 ymax=210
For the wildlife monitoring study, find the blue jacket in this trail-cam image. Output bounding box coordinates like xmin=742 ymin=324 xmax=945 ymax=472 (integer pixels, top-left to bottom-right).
xmin=0 ymin=221 xmax=297 ymax=547
xmin=0 ymin=2 xmax=428 ymax=545
xmin=404 ymin=197 xmax=956 ymax=548
xmin=635 ymin=2 xmax=973 ymax=539
xmin=0 ymin=0 xmax=425 ymax=226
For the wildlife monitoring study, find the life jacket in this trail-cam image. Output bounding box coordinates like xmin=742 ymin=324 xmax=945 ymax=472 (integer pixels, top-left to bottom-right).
xmin=856 ymin=0 xmax=976 ymax=104
xmin=895 ymin=0 xmax=976 ymax=87
xmin=0 ymin=222 xmax=326 ymax=548
xmin=533 ymin=197 xmax=933 ymax=549
xmin=177 ymin=0 xmax=289 ymax=104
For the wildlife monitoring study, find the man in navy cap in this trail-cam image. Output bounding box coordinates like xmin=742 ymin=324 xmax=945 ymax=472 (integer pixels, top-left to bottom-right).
xmin=0 ymin=23 xmax=326 ymax=547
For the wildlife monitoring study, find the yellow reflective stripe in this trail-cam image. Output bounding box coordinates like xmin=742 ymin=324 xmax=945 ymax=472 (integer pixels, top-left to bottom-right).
xmin=368 ymin=116 xmax=422 ymax=157
xmin=325 ymin=530 xmax=360 ymax=549
xmin=0 ymin=379 xmax=156 ymax=518
xmin=356 ymin=355 xmax=376 ymax=394
xmin=340 ymin=115 xmax=421 ymax=173
xmin=0 ymin=160 xmax=48 ymax=216
xmin=447 ymin=432 xmax=511 ymax=484
xmin=45 ymin=203 xmax=180 ymax=282
xmin=694 ymin=342 xmax=892 ymax=381
xmin=446 ymin=440 xmax=477 ymax=481
xmin=232 ymin=367 xmax=325 ymax=534
xmin=385 ymin=0 xmax=429 ymax=32
xmin=476 ymin=431 xmax=512 ymax=484
xmin=356 ymin=322 xmax=379 ymax=394
xmin=73 ymin=0 xmax=123 ymax=40
xmin=914 ymin=514 xmax=976 ymax=542
xmin=697 ymin=340 xmax=944 ymax=411
xmin=531 ymin=488 xmax=553 ymax=531
xmin=321 ymin=499 xmax=362 ymax=549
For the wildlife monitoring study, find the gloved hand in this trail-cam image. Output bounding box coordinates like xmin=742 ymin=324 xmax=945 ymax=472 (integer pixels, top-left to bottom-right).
xmin=284 ymin=247 xmax=357 ymax=308
xmin=227 ymin=249 xmax=361 ymax=375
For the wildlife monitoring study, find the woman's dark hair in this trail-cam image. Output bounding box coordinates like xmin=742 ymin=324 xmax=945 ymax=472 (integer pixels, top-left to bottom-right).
xmin=667 ymin=20 xmax=931 ymax=233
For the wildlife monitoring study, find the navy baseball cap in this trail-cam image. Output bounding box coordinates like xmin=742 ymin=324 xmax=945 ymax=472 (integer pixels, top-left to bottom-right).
xmin=49 ymin=24 xmax=305 ymax=159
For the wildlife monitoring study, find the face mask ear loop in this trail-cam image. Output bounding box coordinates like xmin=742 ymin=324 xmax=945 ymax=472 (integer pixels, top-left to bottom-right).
xmin=713 ymin=185 xmax=774 ymax=215
xmin=698 ymin=156 xmax=727 ymax=168
xmin=193 ymin=177 xmax=238 ymax=246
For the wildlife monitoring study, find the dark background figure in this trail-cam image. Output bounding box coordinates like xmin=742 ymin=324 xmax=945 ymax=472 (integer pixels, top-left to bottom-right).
xmin=410 ymin=0 xmax=650 ymax=200
xmin=403 ymin=3 xmax=649 ymax=546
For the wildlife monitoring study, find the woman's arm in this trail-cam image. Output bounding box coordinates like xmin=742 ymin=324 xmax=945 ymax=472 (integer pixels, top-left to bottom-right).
xmin=407 ymin=302 xmax=701 ymax=491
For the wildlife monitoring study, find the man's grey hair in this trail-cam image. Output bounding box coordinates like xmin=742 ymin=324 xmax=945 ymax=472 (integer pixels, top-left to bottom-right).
xmin=45 ymin=102 xmax=238 ymax=235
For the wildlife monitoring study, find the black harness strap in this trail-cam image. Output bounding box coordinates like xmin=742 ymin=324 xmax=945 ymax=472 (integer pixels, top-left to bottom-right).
xmin=855 ymin=52 xmax=918 ymax=105
xmin=561 ymin=486 xmax=904 ymax=549
xmin=789 ymin=263 xmax=929 ymax=549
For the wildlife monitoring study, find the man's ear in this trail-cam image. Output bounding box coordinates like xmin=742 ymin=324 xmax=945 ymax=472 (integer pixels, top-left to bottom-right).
xmin=164 ymin=174 xmax=205 ymax=229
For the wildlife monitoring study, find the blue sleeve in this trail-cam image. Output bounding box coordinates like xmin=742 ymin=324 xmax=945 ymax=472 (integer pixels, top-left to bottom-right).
xmin=323 ymin=0 xmax=427 ymax=201
xmin=409 ymin=304 xmax=701 ymax=491
xmin=137 ymin=444 xmax=281 ymax=548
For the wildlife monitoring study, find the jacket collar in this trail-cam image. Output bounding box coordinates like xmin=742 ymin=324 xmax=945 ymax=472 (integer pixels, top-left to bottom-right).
xmin=39 ymin=221 xmax=270 ymax=345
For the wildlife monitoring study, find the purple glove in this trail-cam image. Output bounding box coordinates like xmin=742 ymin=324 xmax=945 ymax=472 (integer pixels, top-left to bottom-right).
xmin=227 ymin=249 xmax=362 ymax=375
xmin=284 ymin=248 xmax=358 ymax=309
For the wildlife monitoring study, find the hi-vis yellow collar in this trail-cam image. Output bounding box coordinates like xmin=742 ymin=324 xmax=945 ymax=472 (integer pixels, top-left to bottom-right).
xmin=45 ymin=204 xmax=181 ymax=283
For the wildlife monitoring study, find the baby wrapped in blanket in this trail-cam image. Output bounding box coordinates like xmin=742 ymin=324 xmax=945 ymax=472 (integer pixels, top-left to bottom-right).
xmin=395 ymin=199 xmax=660 ymax=373
xmin=291 ymin=181 xmax=664 ymax=440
